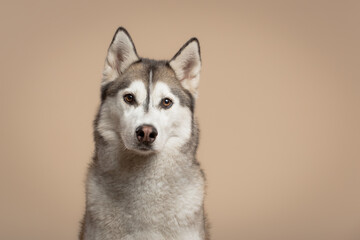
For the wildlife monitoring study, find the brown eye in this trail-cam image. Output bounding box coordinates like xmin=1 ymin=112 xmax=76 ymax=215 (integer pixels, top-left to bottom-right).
xmin=161 ymin=98 xmax=173 ymax=109
xmin=124 ymin=94 xmax=135 ymax=104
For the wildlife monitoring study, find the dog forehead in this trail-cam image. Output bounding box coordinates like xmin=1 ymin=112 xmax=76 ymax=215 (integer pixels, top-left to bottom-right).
xmin=126 ymin=60 xmax=182 ymax=92
xmin=104 ymin=60 xmax=193 ymax=110
xmin=125 ymin=62 xmax=151 ymax=86
xmin=150 ymin=64 xmax=183 ymax=94
xmin=123 ymin=60 xmax=176 ymax=86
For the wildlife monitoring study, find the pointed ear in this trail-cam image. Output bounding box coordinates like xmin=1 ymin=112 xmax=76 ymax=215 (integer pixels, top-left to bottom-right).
xmin=102 ymin=27 xmax=139 ymax=85
xmin=169 ymin=38 xmax=201 ymax=98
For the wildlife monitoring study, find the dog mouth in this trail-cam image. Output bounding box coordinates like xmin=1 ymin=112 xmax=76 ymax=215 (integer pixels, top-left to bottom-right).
xmin=138 ymin=145 xmax=152 ymax=151
xmin=134 ymin=143 xmax=156 ymax=154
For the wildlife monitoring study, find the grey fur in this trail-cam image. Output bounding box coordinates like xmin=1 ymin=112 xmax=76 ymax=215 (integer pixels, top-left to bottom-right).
xmin=80 ymin=27 xmax=209 ymax=240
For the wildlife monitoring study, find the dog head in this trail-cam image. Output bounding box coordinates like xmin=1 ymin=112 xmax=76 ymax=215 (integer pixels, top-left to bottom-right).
xmin=96 ymin=27 xmax=201 ymax=155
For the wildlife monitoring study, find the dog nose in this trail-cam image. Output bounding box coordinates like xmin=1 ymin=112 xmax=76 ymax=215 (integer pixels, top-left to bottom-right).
xmin=136 ymin=125 xmax=158 ymax=144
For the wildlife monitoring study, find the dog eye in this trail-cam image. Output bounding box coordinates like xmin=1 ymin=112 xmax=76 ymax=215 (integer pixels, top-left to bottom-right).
xmin=123 ymin=94 xmax=135 ymax=104
xmin=160 ymin=98 xmax=173 ymax=109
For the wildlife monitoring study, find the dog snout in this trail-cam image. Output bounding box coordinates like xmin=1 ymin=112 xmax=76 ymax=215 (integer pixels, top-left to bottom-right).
xmin=136 ymin=125 xmax=158 ymax=144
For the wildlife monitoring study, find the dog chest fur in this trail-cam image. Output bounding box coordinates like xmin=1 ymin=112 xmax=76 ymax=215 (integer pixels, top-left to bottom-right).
xmin=84 ymin=152 xmax=205 ymax=239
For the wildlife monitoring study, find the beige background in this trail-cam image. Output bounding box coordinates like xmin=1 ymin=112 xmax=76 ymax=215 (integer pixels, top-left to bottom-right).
xmin=1 ymin=1 xmax=359 ymax=239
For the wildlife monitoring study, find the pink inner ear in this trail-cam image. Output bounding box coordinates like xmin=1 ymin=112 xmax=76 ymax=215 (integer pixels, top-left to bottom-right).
xmin=180 ymin=56 xmax=201 ymax=82
xmin=116 ymin=52 xmax=124 ymax=63
xmin=181 ymin=59 xmax=197 ymax=80
xmin=170 ymin=38 xmax=201 ymax=80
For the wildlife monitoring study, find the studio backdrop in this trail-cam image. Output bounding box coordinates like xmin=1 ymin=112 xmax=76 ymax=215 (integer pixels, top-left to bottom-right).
xmin=0 ymin=1 xmax=359 ymax=240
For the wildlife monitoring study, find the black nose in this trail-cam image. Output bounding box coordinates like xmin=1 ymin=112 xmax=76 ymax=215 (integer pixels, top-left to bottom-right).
xmin=135 ymin=125 xmax=158 ymax=144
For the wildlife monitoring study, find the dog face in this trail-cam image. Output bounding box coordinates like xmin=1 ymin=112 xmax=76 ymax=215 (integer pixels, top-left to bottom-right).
xmin=96 ymin=28 xmax=201 ymax=155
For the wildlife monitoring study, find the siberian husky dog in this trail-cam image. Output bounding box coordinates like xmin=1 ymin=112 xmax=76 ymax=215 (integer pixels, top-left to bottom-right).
xmin=80 ymin=27 xmax=208 ymax=240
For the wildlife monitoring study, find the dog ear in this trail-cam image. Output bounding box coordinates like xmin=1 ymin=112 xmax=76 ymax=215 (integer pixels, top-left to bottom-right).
xmin=169 ymin=38 xmax=201 ymax=98
xmin=102 ymin=27 xmax=139 ymax=85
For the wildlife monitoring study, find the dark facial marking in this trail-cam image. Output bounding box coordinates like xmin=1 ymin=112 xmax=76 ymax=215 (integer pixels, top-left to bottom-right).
xmin=144 ymin=68 xmax=152 ymax=112
xmin=101 ymin=79 xmax=130 ymax=102
xmin=138 ymin=59 xmax=169 ymax=112
xmin=170 ymin=87 xmax=194 ymax=113
xmin=101 ymin=82 xmax=111 ymax=102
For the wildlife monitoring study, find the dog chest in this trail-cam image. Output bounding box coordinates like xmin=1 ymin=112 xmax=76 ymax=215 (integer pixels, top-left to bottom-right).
xmin=86 ymin=165 xmax=204 ymax=233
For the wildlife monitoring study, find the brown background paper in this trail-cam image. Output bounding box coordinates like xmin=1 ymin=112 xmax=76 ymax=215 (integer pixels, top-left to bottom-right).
xmin=1 ymin=1 xmax=359 ymax=239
